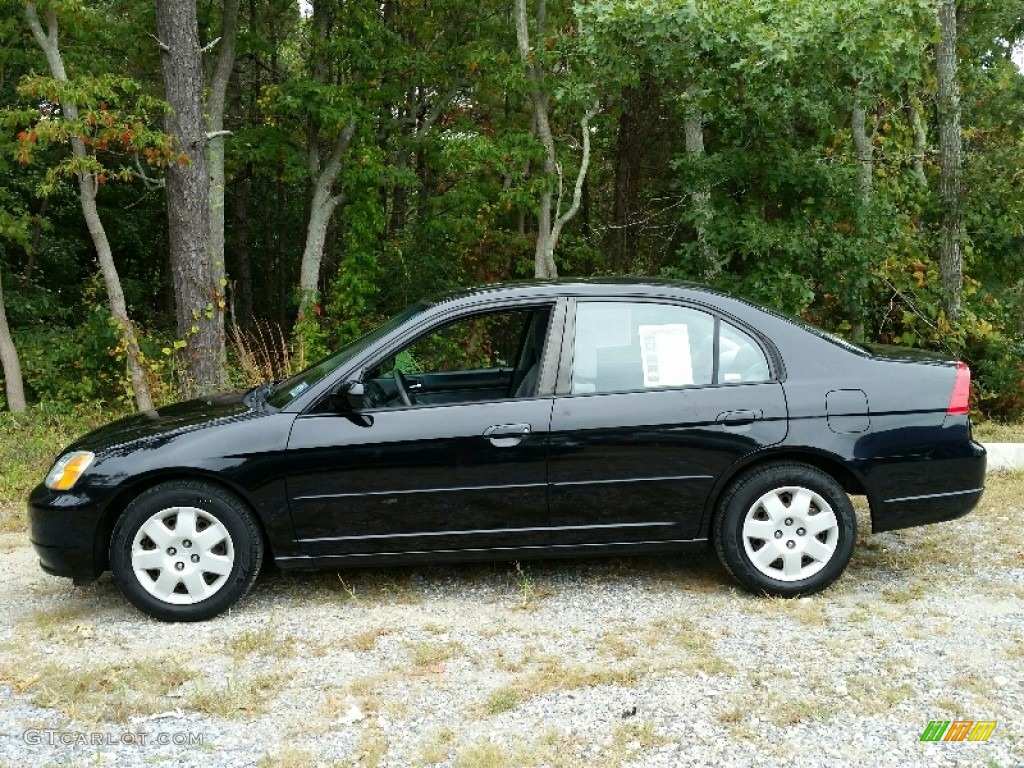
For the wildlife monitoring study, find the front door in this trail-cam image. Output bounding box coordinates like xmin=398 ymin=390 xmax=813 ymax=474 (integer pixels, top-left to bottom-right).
xmin=286 ymin=304 xmax=558 ymax=558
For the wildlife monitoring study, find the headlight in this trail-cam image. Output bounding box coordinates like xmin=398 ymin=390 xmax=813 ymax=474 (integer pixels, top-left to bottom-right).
xmin=45 ymin=451 xmax=95 ymax=491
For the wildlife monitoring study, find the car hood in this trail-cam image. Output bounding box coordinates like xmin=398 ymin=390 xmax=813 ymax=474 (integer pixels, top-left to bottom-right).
xmin=68 ymin=390 xmax=256 ymax=454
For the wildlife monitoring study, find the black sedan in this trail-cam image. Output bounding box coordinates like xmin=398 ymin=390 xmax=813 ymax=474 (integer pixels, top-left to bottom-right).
xmin=29 ymin=280 xmax=987 ymax=620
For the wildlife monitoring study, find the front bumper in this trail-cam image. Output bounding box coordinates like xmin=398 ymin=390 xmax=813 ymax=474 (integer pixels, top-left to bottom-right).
xmin=28 ymin=483 xmax=111 ymax=582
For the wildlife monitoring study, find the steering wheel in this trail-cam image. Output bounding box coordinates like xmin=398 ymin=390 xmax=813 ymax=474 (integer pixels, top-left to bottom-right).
xmin=392 ymin=369 xmax=415 ymax=407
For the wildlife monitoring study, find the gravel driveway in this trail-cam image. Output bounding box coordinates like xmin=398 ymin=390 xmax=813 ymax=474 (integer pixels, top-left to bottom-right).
xmin=0 ymin=476 xmax=1022 ymax=768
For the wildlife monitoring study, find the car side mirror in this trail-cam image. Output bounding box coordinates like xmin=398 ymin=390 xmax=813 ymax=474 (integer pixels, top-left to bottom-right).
xmin=345 ymin=382 xmax=365 ymax=410
xmin=329 ymin=380 xmax=365 ymax=412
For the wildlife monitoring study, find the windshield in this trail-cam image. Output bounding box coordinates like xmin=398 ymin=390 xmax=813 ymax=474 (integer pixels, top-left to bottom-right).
xmin=265 ymin=303 xmax=427 ymax=408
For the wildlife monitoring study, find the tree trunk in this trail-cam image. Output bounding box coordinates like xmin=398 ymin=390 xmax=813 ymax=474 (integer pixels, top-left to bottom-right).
xmin=205 ymin=0 xmax=240 ymax=358
xmin=156 ymin=0 xmax=224 ymax=395
xmin=937 ymin=0 xmax=963 ymax=322
xmin=608 ymin=85 xmax=645 ymax=273
xmin=25 ymin=3 xmax=154 ymax=411
xmin=514 ymin=0 xmax=597 ymax=279
xmin=850 ymin=100 xmax=875 ymax=343
xmin=296 ymin=123 xmax=356 ymax=322
xmin=0 ymin=268 xmax=26 ymax=412
xmin=905 ymin=89 xmax=928 ymax=189
xmin=685 ymin=83 xmax=718 ymax=281
xmin=851 ymin=104 xmax=873 ymax=208
xmin=233 ymin=170 xmax=254 ymax=328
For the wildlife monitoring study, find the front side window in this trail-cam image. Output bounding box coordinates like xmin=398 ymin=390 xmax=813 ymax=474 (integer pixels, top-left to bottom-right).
xmin=571 ymin=301 xmax=770 ymax=394
xmin=361 ymin=307 xmax=551 ymax=407
xmin=267 ymin=302 xmax=426 ymax=407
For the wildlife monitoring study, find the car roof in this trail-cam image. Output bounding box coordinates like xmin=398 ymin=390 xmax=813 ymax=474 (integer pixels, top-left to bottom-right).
xmin=427 ymin=277 xmax=734 ymax=308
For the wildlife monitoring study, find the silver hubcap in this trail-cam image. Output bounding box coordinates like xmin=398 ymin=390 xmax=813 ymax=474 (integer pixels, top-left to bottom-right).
xmin=741 ymin=486 xmax=839 ymax=582
xmin=131 ymin=506 xmax=235 ymax=605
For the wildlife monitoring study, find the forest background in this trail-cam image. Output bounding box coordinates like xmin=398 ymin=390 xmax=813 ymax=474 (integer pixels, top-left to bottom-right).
xmin=1 ymin=0 xmax=1022 ymax=426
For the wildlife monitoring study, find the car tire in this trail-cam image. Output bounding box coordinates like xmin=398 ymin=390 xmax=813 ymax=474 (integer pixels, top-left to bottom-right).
xmin=110 ymin=480 xmax=263 ymax=621
xmin=714 ymin=462 xmax=856 ymax=597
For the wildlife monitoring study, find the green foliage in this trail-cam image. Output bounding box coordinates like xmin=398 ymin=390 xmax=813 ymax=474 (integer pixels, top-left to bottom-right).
xmin=10 ymin=295 xmax=174 ymax=409
xmin=0 ymin=0 xmax=1021 ymax=420
xmin=4 ymin=70 xmax=178 ymax=196
xmin=16 ymin=305 xmax=123 ymax=404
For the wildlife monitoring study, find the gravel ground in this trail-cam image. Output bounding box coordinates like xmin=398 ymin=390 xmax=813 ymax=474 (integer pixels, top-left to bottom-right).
xmin=0 ymin=482 xmax=1022 ymax=768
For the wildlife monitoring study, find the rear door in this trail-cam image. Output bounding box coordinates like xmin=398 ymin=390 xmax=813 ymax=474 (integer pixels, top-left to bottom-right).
xmin=547 ymin=298 xmax=788 ymax=545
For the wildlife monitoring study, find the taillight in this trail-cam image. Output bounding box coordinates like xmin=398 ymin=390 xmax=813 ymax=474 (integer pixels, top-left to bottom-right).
xmin=947 ymin=361 xmax=971 ymax=415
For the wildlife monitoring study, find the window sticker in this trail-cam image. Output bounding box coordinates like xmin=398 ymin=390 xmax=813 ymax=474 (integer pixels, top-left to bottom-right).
xmin=638 ymin=324 xmax=692 ymax=387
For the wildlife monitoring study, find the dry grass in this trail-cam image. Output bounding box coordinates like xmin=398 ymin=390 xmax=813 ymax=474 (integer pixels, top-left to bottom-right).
xmin=768 ymin=698 xmax=836 ymax=726
xmin=21 ymin=605 xmax=92 ymax=636
xmin=1 ymin=656 xmax=194 ymax=723
xmin=455 ymin=740 xmax=512 ymax=768
xmin=257 ymin=747 xmax=320 ymax=768
xmin=318 ymin=569 xmax=424 ymax=605
xmin=406 ymin=639 xmax=466 ymax=670
xmin=484 ymin=686 xmax=521 ymax=715
xmin=187 ymin=671 xmax=291 ymax=719
xmin=341 ymin=626 xmax=394 ymax=652
xmin=229 ymin=622 xmax=294 ymax=662
xmin=417 ymin=727 xmax=457 ymax=764
xmin=845 ymin=674 xmax=915 ymax=714
xmin=738 ymin=593 xmax=832 ymax=626
xmin=479 ymin=660 xmax=639 ymax=717
xmin=228 ymin=320 xmax=292 ymax=388
xmin=449 ymin=723 xmax=668 ymax=768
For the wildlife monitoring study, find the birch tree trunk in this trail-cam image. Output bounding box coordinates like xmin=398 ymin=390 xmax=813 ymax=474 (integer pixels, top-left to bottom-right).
xmin=296 ymin=123 xmax=356 ymax=322
xmin=156 ymin=0 xmax=224 ymax=395
xmin=514 ymin=0 xmax=597 ymax=279
xmin=937 ymin=0 xmax=963 ymax=322
xmin=0 ymin=268 xmax=26 ymax=412
xmin=25 ymin=3 xmax=154 ymax=412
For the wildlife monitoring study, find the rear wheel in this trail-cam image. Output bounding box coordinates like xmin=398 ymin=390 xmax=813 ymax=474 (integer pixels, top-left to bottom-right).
xmin=714 ymin=463 xmax=856 ymax=596
xmin=110 ymin=480 xmax=263 ymax=621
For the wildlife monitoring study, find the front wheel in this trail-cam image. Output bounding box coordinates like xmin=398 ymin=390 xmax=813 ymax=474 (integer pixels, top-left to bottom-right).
xmin=110 ymin=480 xmax=263 ymax=621
xmin=714 ymin=463 xmax=856 ymax=596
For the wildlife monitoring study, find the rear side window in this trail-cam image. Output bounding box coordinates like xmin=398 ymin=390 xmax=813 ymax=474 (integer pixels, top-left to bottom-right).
xmin=571 ymin=301 xmax=770 ymax=394
xmin=717 ymin=322 xmax=770 ymax=384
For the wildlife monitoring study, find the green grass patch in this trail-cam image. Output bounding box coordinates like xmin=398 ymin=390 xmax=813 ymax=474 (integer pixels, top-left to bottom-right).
xmin=972 ymin=421 xmax=1024 ymax=443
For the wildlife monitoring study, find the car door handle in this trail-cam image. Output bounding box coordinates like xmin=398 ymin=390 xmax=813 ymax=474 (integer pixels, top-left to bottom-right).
xmin=483 ymin=423 xmax=531 ymax=447
xmin=716 ymin=409 xmax=761 ymax=426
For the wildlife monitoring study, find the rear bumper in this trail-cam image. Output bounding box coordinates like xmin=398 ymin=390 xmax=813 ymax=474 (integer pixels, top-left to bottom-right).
xmin=28 ymin=484 xmax=110 ymax=582
xmin=868 ymin=441 xmax=987 ymax=533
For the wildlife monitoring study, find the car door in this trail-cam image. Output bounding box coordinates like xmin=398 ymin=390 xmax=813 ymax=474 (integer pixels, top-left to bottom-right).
xmin=285 ymin=302 xmax=562 ymax=558
xmin=546 ymin=298 xmax=788 ymax=545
